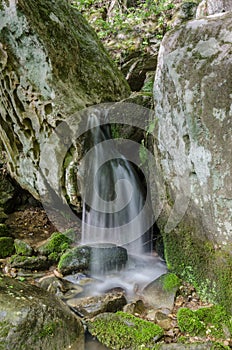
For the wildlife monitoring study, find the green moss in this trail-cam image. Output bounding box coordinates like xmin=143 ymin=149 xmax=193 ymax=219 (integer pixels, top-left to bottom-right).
xmin=0 ymin=237 xmax=15 ymax=258
xmin=210 ymin=343 xmax=231 ymax=350
xmin=58 ymin=246 xmax=91 ymax=274
xmin=9 ymin=255 xmax=49 ymax=270
xmin=88 ymin=311 xmax=163 ymax=349
xmin=0 ymin=223 xmax=10 ymax=237
xmin=161 ymin=221 xmax=232 ymax=314
xmin=14 ymin=239 xmax=33 ymax=256
xmin=38 ymin=232 xmax=71 ymax=262
xmin=177 ymin=306 xmax=232 ymax=339
xmin=39 ymin=321 xmax=62 ymax=338
xmin=0 ymin=321 xmax=11 ymax=338
xmin=163 ymin=273 xmax=181 ymax=292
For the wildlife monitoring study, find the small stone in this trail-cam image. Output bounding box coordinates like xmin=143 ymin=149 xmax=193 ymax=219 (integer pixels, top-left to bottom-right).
xmin=123 ymin=299 xmax=145 ymax=315
xmin=14 ymin=239 xmax=33 ymax=256
xmin=53 ymin=269 xmax=63 ymax=279
xmin=155 ymin=311 xmax=172 ymax=330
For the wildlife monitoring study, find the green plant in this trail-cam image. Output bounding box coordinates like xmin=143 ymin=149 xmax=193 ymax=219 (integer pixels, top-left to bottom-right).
xmin=163 ymin=273 xmax=181 ymax=292
xmin=177 ymin=306 xmax=232 ymax=339
xmin=70 ymin=0 xmax=178 ymax=59
xmin=38 ymin=232 xmax=71 ymax=262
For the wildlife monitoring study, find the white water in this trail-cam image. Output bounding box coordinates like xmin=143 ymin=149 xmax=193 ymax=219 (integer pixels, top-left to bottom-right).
xmin=81 ymin=113 xmax=152 ymax=255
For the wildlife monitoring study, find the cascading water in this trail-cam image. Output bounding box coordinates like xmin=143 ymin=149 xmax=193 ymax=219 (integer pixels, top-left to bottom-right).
xmin=81 ymin=113 xmax=152 ymax=256
xmin=76 ymin=111 xmax=167 ymax=291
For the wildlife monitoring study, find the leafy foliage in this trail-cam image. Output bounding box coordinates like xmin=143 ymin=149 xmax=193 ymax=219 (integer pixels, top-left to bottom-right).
xmin=70 ymin=0 xmax=177 ymax=62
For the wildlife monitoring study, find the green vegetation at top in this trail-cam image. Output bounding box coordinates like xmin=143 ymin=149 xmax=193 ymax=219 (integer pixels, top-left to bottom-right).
xmin=70 ymin=0 xmax=177 ymax=61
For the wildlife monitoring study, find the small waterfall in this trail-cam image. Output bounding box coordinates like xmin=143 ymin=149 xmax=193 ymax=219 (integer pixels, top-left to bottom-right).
xmin=81 ymin=113 xmax=152 ymax=257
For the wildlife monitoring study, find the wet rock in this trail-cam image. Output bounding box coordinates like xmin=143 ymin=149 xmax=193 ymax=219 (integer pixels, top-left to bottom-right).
xmin=0 ymin=237 xmax=15 ymax=258
xmin=89 ymin=244 xmax=128 ymax=275
xmin=142 ymin=273 xmax=180 ymax=311
xmin=58 ymin=244 xmax=128 ymax=275
xmin=88 ymin=311 xmax=163 ymax=349
xmin=9 ymin=255 xmax=50 ymax=270
xmin=14 ymin=239 xmax=34 ymax=256
xmin=0 ymin=276 xmax=84 ymax=350
xmin=38 ymin=275 xmax=83 ymax=299
xmin=67 ymin=292 xmax=127 ymax=318
xmin=58 ymin=246 xmax=91 ymax=275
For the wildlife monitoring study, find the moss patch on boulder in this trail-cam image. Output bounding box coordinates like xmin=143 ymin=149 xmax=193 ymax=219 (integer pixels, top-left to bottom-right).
xmin=9 ymin=255 xmax=49 ymax=270
xmin=177 ymin=305 xmax=232 ymax=339
xmin=14 ymin=239 xmax=33 ymax=256
xmin=0 ymin=237 xmax=14 ymax=258
xmin=58 ymin=246 xmax=91 ymax=275
xmin=161 ymin=221 xmax=232 ymax=314
xmin=38 ymin=232 xmax=71 ymax=262
xmin=88 ymin=311 xmax=164 ymax=349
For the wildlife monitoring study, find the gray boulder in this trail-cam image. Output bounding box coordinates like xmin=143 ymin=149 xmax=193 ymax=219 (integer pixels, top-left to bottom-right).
xmin=153 ymin=12 xmax=232 ymax=312
xmin=0 ymin=276 xmax=84 ymax=350
xmin=0 ymin=0 xmax=130 ymax=207
xmin=196 ymin=0 xmax=232 ymax=18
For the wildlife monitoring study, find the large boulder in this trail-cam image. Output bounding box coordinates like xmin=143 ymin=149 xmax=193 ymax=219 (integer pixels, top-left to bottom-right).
xmin=196 ymin=0 xmax=232 ymax=18
xmin=153 ymin=12 xmax=232 ymax=312
xmin=0 ymin=0 xmax=130 ymax=203
xmin=0 ymin=276 xmax=84 ymax=350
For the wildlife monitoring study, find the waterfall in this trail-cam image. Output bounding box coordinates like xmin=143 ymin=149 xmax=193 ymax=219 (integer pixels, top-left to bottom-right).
xmin=81 ymin=113 xmax=152 ymax=256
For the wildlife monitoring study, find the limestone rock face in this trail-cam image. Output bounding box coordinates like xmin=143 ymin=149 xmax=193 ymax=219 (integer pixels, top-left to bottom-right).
xmin=0 ymin=276 xmax=84 ymax=350
xmin=153 ymin=12 xmax=232 ymax=311
xmin=196 ymin=0 xmax=232 ymax=18
xmin=0 ymin=0 xmax=130 ymax=201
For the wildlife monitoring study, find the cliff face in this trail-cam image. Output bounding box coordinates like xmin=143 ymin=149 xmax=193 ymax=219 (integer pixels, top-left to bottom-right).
xmin=0 ymin=0 xmax=130 ymax=199
xmin=153 ymin=11 xmax=232 ymax=312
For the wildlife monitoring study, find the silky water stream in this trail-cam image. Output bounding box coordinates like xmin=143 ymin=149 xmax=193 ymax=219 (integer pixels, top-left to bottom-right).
xmin=71 ymin=113 xmax=166 ymax=349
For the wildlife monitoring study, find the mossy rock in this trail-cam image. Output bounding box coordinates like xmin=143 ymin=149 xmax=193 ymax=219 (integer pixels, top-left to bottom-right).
xmin=0 ymin=237 xmax=15 ymax=258
xmin=58 ymin=246 xmax=91 ymax=275
xmin=88 ymin=311 xmax=164 ymax=349
xmin=0 ymin=276 xmax=84 ymax=349
xmin=177 ymin=305 xmax=232 ymax=339
xmin=38 ymin=232 xmax=72 ymax=262
xmin=0 ymin=223 xmax=11 ymax=237
xmin=62 ymin=228 xmax=78 ymax=244
xmin=155 ymin=342 xmax=230 ymax=349
xmin=161 ymin=222 xmax=232 ymax=314
xmin=58 ymin=244 xmax=128 ymax=275
xmin=9 ymin=255 xmax=50 ymax=270
xmin=14 ymin=239 xmax=33 ymax=256
xmin=142 ymin=272 xmax=181 ymax=310
xmin=162 ymin=273 xmax=181 ymax=292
